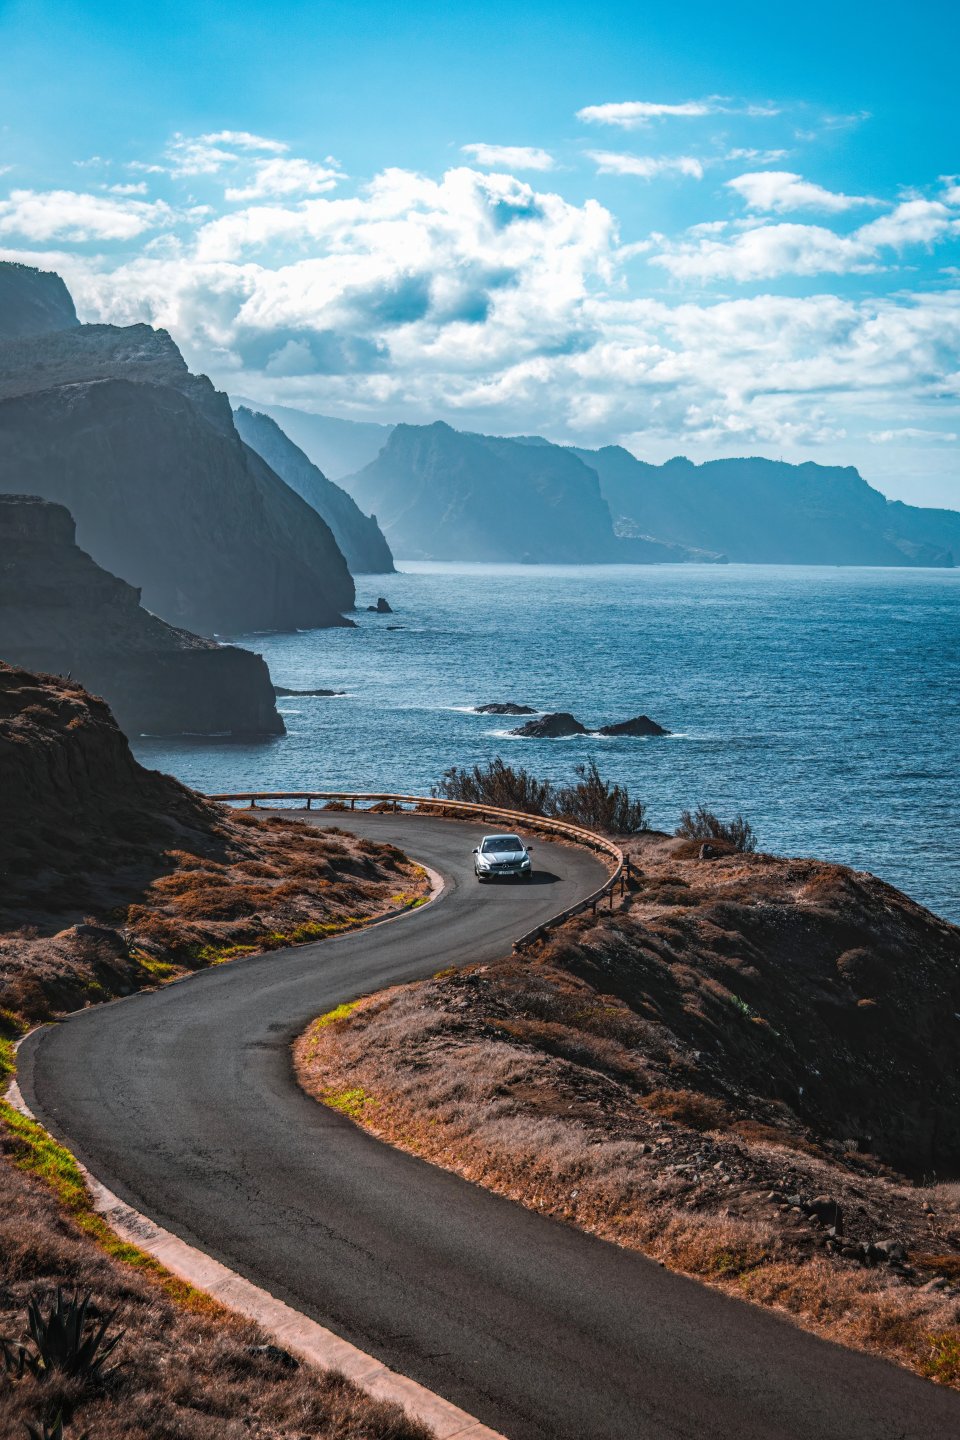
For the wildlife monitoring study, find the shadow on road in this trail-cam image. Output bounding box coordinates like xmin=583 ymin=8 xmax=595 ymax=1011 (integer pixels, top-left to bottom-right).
xmin=481 ymin=869 xmax=562 ymax=886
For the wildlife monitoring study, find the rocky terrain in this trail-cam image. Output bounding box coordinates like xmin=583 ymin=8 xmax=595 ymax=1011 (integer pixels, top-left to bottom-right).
xmin=0 ymin=495 xmax=283 ymax=737
xmin=298 ymin=831 xmax=960 ymax=1387
xmin=0 ymin=263 xmax=355 ymax=634
xmin=574 ymin=446 xmax=960 ymax=567
xmin=0 ymin=663 xmax=427 ymax=1021
xmin=234 ymin=406 xmax=394 ymax=574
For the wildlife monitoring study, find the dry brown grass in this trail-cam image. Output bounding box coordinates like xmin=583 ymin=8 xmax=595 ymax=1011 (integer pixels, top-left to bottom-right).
xmin=295 ymin=831 xmax=960 ymax=1391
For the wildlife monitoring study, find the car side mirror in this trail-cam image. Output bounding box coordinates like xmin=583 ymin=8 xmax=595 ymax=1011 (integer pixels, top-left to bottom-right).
xmin=526 ymin=844 xmax=534 ymax=850
xmin=473 ymin=847 xmax=479 ymax=854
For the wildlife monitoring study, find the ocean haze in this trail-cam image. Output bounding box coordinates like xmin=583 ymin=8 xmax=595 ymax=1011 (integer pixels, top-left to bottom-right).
xmin=133 ymin=561 xmax=960 ymax=924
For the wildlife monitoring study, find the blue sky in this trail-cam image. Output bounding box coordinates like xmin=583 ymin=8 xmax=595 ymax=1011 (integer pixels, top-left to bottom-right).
xmin=0 ymin=0 xmax=958 ymax=504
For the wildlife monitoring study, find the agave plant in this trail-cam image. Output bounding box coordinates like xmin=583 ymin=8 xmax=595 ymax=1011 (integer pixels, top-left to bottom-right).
xmin=2 ymin=1288 xmax=123 ymax=1384
xmin=23 ymin=1412 xmax=90 ymax=1440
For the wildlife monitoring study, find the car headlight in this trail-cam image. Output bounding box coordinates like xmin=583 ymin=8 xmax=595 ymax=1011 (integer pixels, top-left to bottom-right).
xmin=521 ymin=856 xmax=531 ymax=867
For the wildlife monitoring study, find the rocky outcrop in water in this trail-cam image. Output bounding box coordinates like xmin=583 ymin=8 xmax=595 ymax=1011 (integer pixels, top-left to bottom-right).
xmin=511 ymin=712 xmax=588 ymax=738
xmin=233 ymin=406 xmax=394 ymax=575
xmin=597 ymin=715 xmax=669 ymax=737
xmin=475 ymin=702 xmax=537 ymax=715
xmin=0 ymin=495 xmax=283 ymax=736
xmin=0 ymin=263 xmax=355 ymax=634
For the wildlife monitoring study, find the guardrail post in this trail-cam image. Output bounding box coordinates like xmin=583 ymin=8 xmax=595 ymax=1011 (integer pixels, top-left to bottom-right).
xmin=306 ymin=797 xmax=312 ymax=810
xmin=248 ymin=798 xmax=257 ymax=809
xmin=351 ymin=798 xmax=356 ymax=810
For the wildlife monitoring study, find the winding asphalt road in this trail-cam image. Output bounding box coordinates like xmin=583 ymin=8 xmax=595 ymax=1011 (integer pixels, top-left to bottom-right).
xmin=20 ymin=813 xmax=960 ymax=1440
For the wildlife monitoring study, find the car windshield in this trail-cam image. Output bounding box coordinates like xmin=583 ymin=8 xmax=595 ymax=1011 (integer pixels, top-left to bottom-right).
xmin=482 ymin=836 xmax=523 ymax=853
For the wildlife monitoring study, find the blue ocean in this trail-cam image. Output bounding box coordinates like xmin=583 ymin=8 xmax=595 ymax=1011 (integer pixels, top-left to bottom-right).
xmin=133 ymin=563 xmax=960 ymax=923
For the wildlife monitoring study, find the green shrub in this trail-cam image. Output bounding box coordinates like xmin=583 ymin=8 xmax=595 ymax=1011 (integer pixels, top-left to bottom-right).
xmin=675 ymin=805 xmax=757 ymax=852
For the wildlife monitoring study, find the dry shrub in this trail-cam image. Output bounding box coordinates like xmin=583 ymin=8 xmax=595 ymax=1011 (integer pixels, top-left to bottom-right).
xmin=643 ymin=1088 xmax=730 ymax=1131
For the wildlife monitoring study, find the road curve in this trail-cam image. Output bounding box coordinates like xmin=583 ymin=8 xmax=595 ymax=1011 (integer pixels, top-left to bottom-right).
xmin=20 ymin=812 xmax=960 ymax=1440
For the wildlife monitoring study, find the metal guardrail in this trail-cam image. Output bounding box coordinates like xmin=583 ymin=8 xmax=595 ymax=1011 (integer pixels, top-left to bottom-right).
xmin=207 ymin=791 xmax=628 ymax=952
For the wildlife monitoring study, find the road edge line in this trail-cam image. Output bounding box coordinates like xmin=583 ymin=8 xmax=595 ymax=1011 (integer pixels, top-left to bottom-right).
xmin=5 ymin=1071 xmax=504 ymax=1440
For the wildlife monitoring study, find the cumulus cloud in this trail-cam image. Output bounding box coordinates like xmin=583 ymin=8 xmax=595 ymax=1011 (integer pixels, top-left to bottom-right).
xmin=9 ymin=135 xmax=960 ymax=492
xmin=728 ymin=170 xmax=880 ymax=213
xmin=0 ymin=188 xmax=174 ymax=242
xmin=577 ymin=100 xmax=712 ymax=127
xmin=868 ymin=427 xmax=958 ymax=443
xmin=587 ymin=151 xmax=704 ymax=180
xmin=200 ymin=131 xmax=288 ymax=152
xmin=461 ymin=143 xmax=555 ymax=171
xmin=225 ymin=157 xmax=344 ymax=201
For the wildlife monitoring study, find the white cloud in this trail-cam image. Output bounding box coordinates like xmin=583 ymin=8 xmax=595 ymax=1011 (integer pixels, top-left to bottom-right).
xmin=200 ymin=131 xmax=288 ymax=153
xmin=225 ymin=157 xmax=344 ymax=201
xmin=0 ymin=189 xmax=174 ymax=242
xmin=105 ymin=181 xmax=149 ymax=196
xmin=587 ymin=151 xmax=704 ymax=180
xmin=868 ymin=427 xmax=958 ymax=443
xmin=654 ymin=200 xmax=959 ymax=281
xmin=577 ymin=100 xmax=712 ymax=127
xmin=728 ymin=170 xmax=880 ymax=213
xmin=461 ymin=143 xmax=555 ymax=171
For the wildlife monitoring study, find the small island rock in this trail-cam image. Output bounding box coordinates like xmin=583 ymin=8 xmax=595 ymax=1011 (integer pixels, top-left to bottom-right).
xmin=475 ymin=702 xmax=537 ymax=715
xmin=596 ymin=714 xmax=669 ymax=737
xmin=511 ymin=711 xmax=588 ymax=738
xmin=367 ymin=596 xmax=393 ymax=613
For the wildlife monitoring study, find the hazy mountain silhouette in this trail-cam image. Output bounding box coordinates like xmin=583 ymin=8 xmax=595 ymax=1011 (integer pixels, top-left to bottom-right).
xmin=572 ymin=447 xmax=957 ymax=567
xmin=234 ymin=406 xmax=394 ymax=574
xmin=233 ymin=398 xmax=393 ymax=480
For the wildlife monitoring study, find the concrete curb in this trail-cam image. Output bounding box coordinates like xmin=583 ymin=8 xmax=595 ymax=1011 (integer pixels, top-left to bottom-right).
xmin=7 ymin=856 xmax=505 ymax=1440
xmin=6 ymin=1077 xmax=502 ymax=1440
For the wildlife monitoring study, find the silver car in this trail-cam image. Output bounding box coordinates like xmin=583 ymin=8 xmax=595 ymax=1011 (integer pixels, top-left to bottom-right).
xmin=473 ymin=833 xmax=533 ymax=882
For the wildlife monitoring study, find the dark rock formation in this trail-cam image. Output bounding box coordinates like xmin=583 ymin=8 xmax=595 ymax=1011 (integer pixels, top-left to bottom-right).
xmin=0 ymin=495 xmax=283 ymax=737
xmin=233 ymin=406 xmax=394 ymax=574
xmin=367 ymin=596 xmax=393 ymax=613
xmin=574 ymin=445 xmax=959 ymax=567
xmin=273 ymin=686 xmax=343 ymax=697
xmin=511 ymin=712 xmax=588 ymax=738
xmin=0 ymin=264 xmax=355 ymax=633
xmin=475 ymin=702 xmax=537 ymax=715
xmin=0 ymin=261 xmax=78 ymax=339
xmin=343 ymin=422 xmax=619 ymax=563
xmin=596 ymin=715 xmax=669 ymax=737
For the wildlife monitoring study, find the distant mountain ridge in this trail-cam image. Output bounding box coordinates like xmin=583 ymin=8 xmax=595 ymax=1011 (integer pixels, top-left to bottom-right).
xmin=0 ymin=262 xmax=356 ymax=634
xmin=233 ymin=406 xmax=394 ymax=574
xmin=342 ymin=420 xmax=718 ymax=563
xmin=233 ymin=399 xmax=393 ymax=480
xmin=572 ymin=448 xmax=958 ymax=567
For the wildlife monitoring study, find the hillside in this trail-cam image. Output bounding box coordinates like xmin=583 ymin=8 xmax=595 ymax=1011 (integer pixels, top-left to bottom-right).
xmin=0 ymin=263 xmax=356 ymax=633
xmin=0 ymin=494 xmax=283 ymax=736
xmin=234 ymin=406 xmax=394 ymax=573
xmin=234 ymin=398 xmax=394 ymax=479
xmin=573 ymin=447 xmax=959 ymax=567
xmin=299 ymin=829 xmax=960 ymax=1386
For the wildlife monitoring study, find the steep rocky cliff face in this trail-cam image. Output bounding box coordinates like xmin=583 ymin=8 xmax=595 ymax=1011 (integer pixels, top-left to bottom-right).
xmin=574 ymin=446 xmax=959 ymax=567
xmin=234 ymin=407 xmax=394 ymax=574
xmin=0 ymin=261 xmax=78 ymax=338
xmin=0 ymin=495 xmax=283 ymax=736
xmin=232 ymin=399 xmax=393 ymax=481
xmin=0 ymin=263 xmax=355 ymax=633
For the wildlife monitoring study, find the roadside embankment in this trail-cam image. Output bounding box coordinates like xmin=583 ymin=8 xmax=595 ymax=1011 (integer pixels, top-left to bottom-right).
xmin=296 ymin=830 xmax=960 ymax=1389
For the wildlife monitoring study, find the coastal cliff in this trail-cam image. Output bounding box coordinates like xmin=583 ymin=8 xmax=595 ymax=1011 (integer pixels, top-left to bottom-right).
xmin=234 ymin=406 xmax=394 ymax=574
xmin=0 ymin=263 xmax=356 ymax=634
xmin=0 ymin=495 xmax=283 ymax=736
